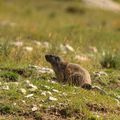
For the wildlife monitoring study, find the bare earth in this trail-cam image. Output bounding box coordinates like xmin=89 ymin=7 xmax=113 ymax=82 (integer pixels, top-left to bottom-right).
xmin=83 ymin=0 xmax=120 ymax=12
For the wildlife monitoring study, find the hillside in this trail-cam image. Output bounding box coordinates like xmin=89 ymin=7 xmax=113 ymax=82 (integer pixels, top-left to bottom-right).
xmin=0 ymin=0 xmax=120 ymax=119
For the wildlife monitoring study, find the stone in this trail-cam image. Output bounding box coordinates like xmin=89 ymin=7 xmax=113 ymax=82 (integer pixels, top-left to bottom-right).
xmin=48 ymin=96 xmax=58 ymax=101
xmin=20 ymin=88 xmax=26 ymax=94
xmin=25 ymin=94 xmax=34 ymax=98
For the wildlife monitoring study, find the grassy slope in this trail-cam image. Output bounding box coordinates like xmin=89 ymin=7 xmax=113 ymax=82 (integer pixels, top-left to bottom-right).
xmin=0 ymin=0 xmax=120 ymax=119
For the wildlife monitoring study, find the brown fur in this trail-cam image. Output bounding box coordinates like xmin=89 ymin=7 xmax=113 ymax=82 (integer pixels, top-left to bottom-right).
xmin=45 ymin=54 xmax=92 ymax=89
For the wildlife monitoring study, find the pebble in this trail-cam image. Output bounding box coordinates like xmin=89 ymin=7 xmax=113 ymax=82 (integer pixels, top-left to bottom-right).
xmin=32 ymin=105 xmax=38 ymax=112
xmin=48 ymin=96 xmax=58 ymax=101
xmin=23 ymin=46 xmax=33 ymax=52
xmin=44 ymin=85 xmax=50 ymax=89
xmin=33 ymin=41 xmax=42 ymax=46
xmin=75 ymin=55 xmax=89 ymax=61
xmin=93 ymin=71 xmax=108 ymax=77
xmin=27 ymin=83 xmax=37 ymax=90
xmin=11 ymin=41 xmax=23 ymax=47
xmin=52 ymin=89 xmax=59 ymax=93
xmin=41 ymin=91 xmax=47 ymax=96
xmin=47 ymin=91 xmax=52 ymax=95
xmin=62 ymin=92 xmax=67 ymax=96
xmin=65 ymin=44 xmax=75 ymax=52
xmin=25 ymin=94 xmax=34 ymax=98
xmin=43 ymin=42 xmax=50 ymax=48
xmin=13 ymin=103 xmax=17 ymax=106
xmin=22 ymin=100 xmax=26 ymax=103
xmin=28 ymin=65 xmax=54 ymax=74
xmin=2 ymin=85 xmax=9 ymax=90
xmin=60 ymin=44 xmax=75 ymax=53
xmin=25 ymin=80 xmax=31 ymax=85
xmin=20 ymin=88 xmax=27 ymax=94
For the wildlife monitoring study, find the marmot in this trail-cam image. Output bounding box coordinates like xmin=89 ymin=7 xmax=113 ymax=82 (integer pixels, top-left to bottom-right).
xmin=45 ymin=54 xmax=92 ymax=90
xmin=45 ymin=54 xmax=107 ymax=94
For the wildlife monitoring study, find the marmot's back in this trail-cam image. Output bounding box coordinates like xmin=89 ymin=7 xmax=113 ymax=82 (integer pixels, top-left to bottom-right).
xmin=45 ymin=54 xmax=92 ymax=89
xmin=65 ymin=63 xmax=91 ymax=87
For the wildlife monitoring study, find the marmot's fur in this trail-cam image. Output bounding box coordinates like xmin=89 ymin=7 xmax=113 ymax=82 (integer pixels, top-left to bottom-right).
xmin=45 ymin=54 xmax=92 ymax=90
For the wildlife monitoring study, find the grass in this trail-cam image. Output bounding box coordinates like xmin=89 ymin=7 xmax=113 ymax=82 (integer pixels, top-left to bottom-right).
xmin=0 ymin=0 xmax=120 ymax=119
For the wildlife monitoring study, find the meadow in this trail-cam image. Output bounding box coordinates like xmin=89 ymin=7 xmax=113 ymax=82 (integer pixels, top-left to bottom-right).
xmin=0 ymin=0 xmax=120 ymax=119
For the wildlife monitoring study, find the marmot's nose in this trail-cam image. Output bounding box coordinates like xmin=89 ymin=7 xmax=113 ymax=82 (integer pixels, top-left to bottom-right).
xmin=45 ymin=54 xmax=52 ymax=61
xmin=45 ymin=54 xmax=49 ymax=60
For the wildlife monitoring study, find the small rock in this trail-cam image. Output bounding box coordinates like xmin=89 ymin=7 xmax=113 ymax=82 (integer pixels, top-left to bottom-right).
xmin=20 ymin=88 xmax=26 ymax=94
xmin=28 ymin=65 xmax=54 ymax=74
xmin=33 ymin=41 xmax=42 ymax=46
xmin=2 ymin=85 xmax=9 ymax=90
xmin=23 ymin=46 xmax=33 ymax=52
xmin=13 ymin=103 xmax=17 ymax=106
xmin=25 ymin=80 xmax=30 ymax=84
xmin=25 ymin=94 xmax=34 ymax=98
xmin=42 ymin=42 xmax=50 ymax=48
xmin=38 ymin=67 xmax=54 ymax=74
xmin=62 ymin=92 xmax=67 ymax=96
xmin=27 ymin=84 xmax=37 ymax=90
xmin=32 ymin=105 xmax=38 ymax=112
xmin=93 ymin=71 xmax=108 ymax=77
xmin=41 ymin=91 xmax=47 ymax=96
xmin=65 ymin=44 xmax=75 ymax=52
xmin=75 ymin=55 xmax=89 ymax=61
xmin=60 ymin=44 xmax=74 ymax=53
xmin=99 ymin=71 xmax=108 ymax=76
xmin=50 ymin=80 xmax=57 ymax=84
xmin=52 ymin=89 xmax=59 ymax=93
xmin=47 ymin=91 xmax=52 ymax=95
xmin=11 ymin=41 xmax=23 ymax=47
xmin=48 ymin=96 xmax=58 ymax=101
xmin=22 ymin=100 xmax=26 ymax=103
xmin=44 ymin=85 xmax=50 ymax=90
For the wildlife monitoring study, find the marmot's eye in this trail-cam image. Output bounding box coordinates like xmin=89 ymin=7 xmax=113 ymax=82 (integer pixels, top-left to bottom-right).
xmin=55 ymin=57 xmax=58 ymax=60
xmin=55 ymin=57 xmax=60 ymax=62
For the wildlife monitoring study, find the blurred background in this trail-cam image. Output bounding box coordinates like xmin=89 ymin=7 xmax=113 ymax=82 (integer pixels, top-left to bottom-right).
xmin=0 ymin=0 xmax=120 ymax=69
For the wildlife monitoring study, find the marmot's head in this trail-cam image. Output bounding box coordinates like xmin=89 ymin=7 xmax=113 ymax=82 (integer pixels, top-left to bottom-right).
xmin=45 ymin=54 xmax=62 ymax=66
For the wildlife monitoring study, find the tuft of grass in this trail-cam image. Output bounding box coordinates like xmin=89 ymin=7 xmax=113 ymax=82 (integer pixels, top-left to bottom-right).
xmin=0 ymin=103 xmax=19 ymax=114
xmin=0 ymin=71 xmax=19 ymax=82
xmin=100 ymin=52 xmax=120 ymax=69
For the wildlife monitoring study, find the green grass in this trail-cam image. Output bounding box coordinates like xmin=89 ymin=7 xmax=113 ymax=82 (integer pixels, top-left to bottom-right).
xmin=0 ymin=0 xmax=120 ymax=119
